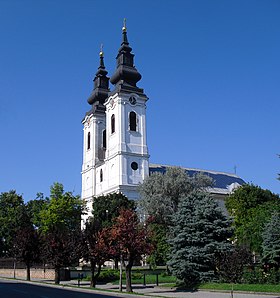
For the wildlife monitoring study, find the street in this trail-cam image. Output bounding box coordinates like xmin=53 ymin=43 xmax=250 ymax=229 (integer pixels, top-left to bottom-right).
xmin=0 ymin=279 xmax=135 ymax=298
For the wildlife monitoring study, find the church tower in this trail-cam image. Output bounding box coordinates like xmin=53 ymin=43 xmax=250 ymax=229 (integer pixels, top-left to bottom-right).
xmin=81 ymin=47 xmax=110 ymax=223
xmin=104 ymin=22 xmax=149 ymax=200
xmin=81 ymin=23 xmax=149 ymax=223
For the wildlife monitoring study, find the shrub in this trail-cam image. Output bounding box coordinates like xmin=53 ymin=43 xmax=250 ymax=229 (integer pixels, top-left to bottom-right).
xmin=242 ymin=267 xmax=280 ymax=284
xmin=160 ymin=271 xmax=169 ymax=277
xmin=97 ymin=269 xmax=120 ymax=282
xmin=265 ymin=268 xmax=280 ymax=284
xmin=242 ymin=267 xmax=265 ymax=284
xmin=131 ymin=272 xmax=143 ymax=280
xmin=215 ymin=246 xmax=253 ymax=283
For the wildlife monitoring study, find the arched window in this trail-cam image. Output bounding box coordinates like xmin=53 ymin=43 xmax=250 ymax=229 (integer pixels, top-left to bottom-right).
xmin=100 ymin=169 xmax=103 ymax=182
xmin=102 ymin=129 xmax=106 ymax=149
xmin=87 ymin=132 xmax=91 ymax=150
xmin=129 ymin=111 xmax=137 ymax=131
xmin=111 ymin=114 xmax=115 ymax=134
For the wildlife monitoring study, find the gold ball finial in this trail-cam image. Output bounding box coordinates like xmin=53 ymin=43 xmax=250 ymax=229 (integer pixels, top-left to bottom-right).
xmin=122 ymin=18 xmax=127 ymax=32
xmin=99 ymin=43 xmax=104 ymax=57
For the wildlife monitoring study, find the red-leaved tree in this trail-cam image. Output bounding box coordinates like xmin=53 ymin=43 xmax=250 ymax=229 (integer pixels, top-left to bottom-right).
xmin=42 ymin=228 xmax=83 ymax=284
xmin=13 ymin=226 xmax=41 ymax=281
xmin=83 ymin=219 xmax=112 ymax=287
xmin=111 ymin=209 xmax=153 ymax=292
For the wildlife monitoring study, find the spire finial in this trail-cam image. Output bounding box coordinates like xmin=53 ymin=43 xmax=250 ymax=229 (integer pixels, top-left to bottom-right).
xmin=122 ymin=18 xmax=127 ymax=32
xmin=122 ymin=18 xmax=129 ymax=45
xmin=99 ymin=44 xmax=105 ymax=69
xmin=99 ymin=43 xmax=104 ymax=57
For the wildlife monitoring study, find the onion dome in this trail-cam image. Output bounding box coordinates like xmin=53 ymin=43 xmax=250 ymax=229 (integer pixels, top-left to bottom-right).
xmin=87 ymin=45 xmax=110 ymax=106
xmin=110 ymin=20 xmax=143 ymax=93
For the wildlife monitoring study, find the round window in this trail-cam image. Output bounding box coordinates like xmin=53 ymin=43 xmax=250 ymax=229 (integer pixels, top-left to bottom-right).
xmin=131 ymin=162 xmax=138 ymax=171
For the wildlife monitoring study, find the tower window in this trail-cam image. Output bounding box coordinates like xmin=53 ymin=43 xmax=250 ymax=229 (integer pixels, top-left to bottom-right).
xmin=102 ymin=129 xmax=106 ymax=149
xmin=100 ymin=169 xmax=103 ymax=182
xmin=129 ymin=111 xmax=137 ymax=131
xmin=87 ymin=132 xmax=91 ymax=150
xmin=111 ymin=114 xmax=115 ymax=134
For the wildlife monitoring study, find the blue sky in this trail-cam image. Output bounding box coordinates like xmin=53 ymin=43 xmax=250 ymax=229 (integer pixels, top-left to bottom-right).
xmin=0 ymin=0 xmax=279 ymax=201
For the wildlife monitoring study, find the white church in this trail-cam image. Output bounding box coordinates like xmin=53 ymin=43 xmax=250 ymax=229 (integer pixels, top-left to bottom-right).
xmin=81 ymin=24 xmax=244 ymax=223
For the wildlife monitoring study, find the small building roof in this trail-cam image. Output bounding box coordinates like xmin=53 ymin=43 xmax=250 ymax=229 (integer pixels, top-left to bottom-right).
xmin=149 ymin=163 xmax=245 ymax=196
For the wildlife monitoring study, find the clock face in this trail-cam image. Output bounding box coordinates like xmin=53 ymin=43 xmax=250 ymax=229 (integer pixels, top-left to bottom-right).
xmin=129 ymin=96 xmax=137 ymax=105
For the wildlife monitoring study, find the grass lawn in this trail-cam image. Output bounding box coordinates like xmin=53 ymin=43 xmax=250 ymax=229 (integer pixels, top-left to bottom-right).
xmin=197 ymin=283 xmax=280 ymax=293
xmin=125 ymin=278 xmax=280 ymax=293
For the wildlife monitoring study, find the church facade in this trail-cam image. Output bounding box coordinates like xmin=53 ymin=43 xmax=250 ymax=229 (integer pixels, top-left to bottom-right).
xmin=81 ymin=25 xmax=244 ymax=224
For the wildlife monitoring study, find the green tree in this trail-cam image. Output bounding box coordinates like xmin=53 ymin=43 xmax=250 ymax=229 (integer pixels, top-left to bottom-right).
xmin=262 ymin=212 xmax=280 ymax=270
xmin=168 ymin=192 xmax=232 ymax=287
xmin=146 ymin=222 xmax=169 ymax=267
xmin=0 ymin=190 xmax=41 ymax=280
xmin=39 ymin=183 xmax=84 ymax=284
xmin=25 ymin=192 xmax=49 ymax=229
xmin=0 ymin=190 xmax=27 ymax=257
xmin=39 ymin=183 xmax=83 ymax=233
xmin=138 ymin=167 xmax=212 ymax=266
xmin=226 ymin=184 xmax=280 ymax=253
xmin=138 ymin=167 xmax=212 ymax=226
xmin=92 ymin=193 xmax=135 ymax=228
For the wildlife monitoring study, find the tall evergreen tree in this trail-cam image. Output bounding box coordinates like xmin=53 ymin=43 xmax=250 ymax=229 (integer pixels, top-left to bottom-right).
xmin=262 ymin=212 xmax=280 ymax=270
xmin=168 ymin=192 xmax=233 ymax=286
xmin=138 ymin=167 xmax=212 ymax=266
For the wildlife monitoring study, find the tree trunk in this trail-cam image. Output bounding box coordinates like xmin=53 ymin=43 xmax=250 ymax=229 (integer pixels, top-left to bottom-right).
xmin=114 ymin=258 xmax=119 ymax=270
xmin=26 ymin=263 xmax=31 ymax=281
xmin=125 ymin=257 xmax=134 ymax=292
xmin=90 ymin=262 xmax=95 ymax=288
xmin=54 ymin=267 xmax=60 ymax=284
xmin=90 ymin=261 xmax=96 ymax=288
xmin=90 ymin=260 xmax=102 ymax=288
